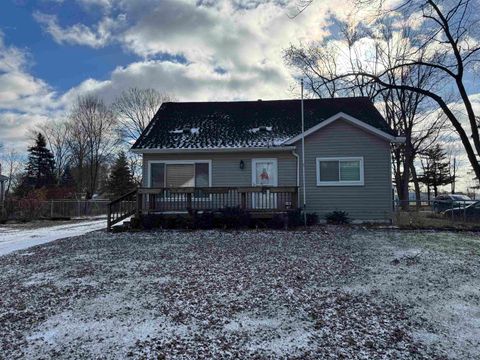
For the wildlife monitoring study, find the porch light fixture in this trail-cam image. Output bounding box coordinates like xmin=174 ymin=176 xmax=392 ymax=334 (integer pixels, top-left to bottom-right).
xmin=239 ymin=160 xmax=245 ymax=170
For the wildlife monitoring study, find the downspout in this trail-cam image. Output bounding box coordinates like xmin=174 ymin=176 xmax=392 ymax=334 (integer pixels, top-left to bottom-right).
xmin=292 ymin=149 xmax=300 ymax=209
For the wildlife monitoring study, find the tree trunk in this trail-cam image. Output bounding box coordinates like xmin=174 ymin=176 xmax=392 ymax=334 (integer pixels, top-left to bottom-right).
xmin=410 ymin=163 xmax=421 ymax=210
xmin=399 ymin=143 xmax=414 ymax=211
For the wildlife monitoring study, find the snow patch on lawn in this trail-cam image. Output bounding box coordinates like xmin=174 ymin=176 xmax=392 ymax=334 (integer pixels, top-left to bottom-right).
xmin=25 ymin=291 xmax=174 ymax=358
xmin=0 ymin=220 xmax=106 ymax=256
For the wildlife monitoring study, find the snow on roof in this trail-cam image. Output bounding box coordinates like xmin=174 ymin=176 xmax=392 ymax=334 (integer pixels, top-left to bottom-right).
xmin=132 ymin=98 xmax=396 ymax=150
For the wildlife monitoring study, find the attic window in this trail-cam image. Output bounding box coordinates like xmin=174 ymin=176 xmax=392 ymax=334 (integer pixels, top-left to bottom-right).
xmin=169 ymin=128 xmax=200 ymax=135
xmin=249 ymin=126 xmax=273 ymax=133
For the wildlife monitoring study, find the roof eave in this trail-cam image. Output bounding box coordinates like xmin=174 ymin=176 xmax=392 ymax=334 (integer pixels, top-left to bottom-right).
xmin=283 ymin=112 xmax=400 ymax=145
xmin=131 ymin=146 xmax=297 ymax=154
xmin=391 ymin=136 xmax=406 ymax=143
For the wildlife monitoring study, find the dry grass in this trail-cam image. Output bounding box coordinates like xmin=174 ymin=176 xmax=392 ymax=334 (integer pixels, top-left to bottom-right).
xmin=0 ymin=228 xmax=479 ymax=359
xmin=394 ymin=211 xmax=480 ymax=230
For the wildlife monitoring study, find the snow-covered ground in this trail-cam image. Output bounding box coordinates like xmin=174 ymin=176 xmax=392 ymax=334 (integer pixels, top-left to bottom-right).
xmin=0 ymin=227 xmax=479 ymax=359
xmin=0 ymin=220 xmax=106 ymax=256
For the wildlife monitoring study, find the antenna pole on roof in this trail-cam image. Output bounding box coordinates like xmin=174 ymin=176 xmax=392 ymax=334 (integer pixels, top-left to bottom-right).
xmin=301 ymin=79 xmax=307 ymax=226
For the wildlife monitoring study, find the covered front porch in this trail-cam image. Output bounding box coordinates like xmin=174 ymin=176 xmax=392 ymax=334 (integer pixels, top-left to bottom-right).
xmin=107 ymin=186 xmax=299 ymax=230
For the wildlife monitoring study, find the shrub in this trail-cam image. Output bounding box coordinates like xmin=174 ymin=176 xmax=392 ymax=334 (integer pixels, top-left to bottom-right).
xmin=141 ymin=214 xmax=163 ymax=230
xmin=193 ymin=211 xmax=216 ymax=230
xmin=285 ymin=210 xmax=318 ymax=227
xmin=268 ymin=214 xmax=287 ymax=229
xmin=288 ymin=209 xmax=304 ymax=227
xmin=325 ymin=210 xmax=350 ymax=224
xmin=218 ymin=207 xmax=251 ymax=229
xmin=306 ymin=212 xmax=319 ymax=226
xmin=175 ymin=215 xmax=193 ymax=229
xmin=157 ymin=215 xmax=182 ymax=229
xmin=15 ymin=189 xmax=48 ymax=221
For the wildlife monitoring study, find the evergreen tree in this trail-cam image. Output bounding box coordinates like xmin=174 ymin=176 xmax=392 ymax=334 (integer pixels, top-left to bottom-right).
xmin=60 ymin=164 xmax=76 ymax=188
xmin=418 ymin=144 xmax=454 ymax=198
xmin=106 ymin=151 xmax=136 ymax=198
xmin=19 ymin=133 xmax=56 ymax=193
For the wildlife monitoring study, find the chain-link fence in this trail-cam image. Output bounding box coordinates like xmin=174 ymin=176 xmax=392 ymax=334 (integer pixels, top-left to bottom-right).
xmin=394 ymin=198 xmax=480 ymax=227
xmin=1 ymin=199 xmax=109 ymax=221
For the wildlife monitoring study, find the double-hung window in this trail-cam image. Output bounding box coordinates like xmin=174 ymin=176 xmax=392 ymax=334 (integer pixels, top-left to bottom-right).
xmin=149 ymin=161 xmax=211 ymax=196
xmin=316 ymin=157 xmax=364 ymax=186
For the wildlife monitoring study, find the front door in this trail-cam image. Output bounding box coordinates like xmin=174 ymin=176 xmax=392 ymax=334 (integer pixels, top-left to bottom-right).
xmin=252 ymin=159 xmax=278 ymax=209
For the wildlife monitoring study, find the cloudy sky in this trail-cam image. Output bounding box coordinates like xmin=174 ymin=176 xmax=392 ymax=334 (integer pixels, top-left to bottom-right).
xmin=1 ymin=0 xmax=479 ymax=192
xmin=0 ymin=0 xmax=349 ymax=148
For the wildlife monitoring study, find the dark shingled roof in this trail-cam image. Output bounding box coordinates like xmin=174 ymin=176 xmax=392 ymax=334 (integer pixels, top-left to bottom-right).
xmin=132 ymin=97 xmax=396 ymax=150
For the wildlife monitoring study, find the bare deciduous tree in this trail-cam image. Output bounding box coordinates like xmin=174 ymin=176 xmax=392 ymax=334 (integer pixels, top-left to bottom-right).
xmin=285 ymin=18 xmax=446 ymax=209
xmin=296 ymin=0 xmax=480 ymax=182
xmin=36 ymin=119 xmax=71 ymax=183
xmin=112 ymin=88 xmax=174 ymax=144
xmin=0 ymin=147 xmax=24 ymax=198
xmin=69 ymin=95 xmax=118 ymax=198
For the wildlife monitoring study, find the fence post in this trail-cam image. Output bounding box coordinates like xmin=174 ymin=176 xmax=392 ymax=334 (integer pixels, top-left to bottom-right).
xmin=107 ymin=203 xmax=111 ymax=232
xmin=136 ymin=192 xmax=142 ymax=218
xmin=50 ymin=200 xmax=54 ymax=218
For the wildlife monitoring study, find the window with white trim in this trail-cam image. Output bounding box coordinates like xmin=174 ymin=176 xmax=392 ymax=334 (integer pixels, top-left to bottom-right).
xmin=316 ymin=157 xmax=364 ymax=186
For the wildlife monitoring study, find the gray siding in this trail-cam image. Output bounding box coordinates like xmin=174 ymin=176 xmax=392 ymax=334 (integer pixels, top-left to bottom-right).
xmin=142 ymin=151 xmax=297 ymax=187
xmin=295 ymin=120 xmax=392 ymax=220
xmin=140 ymin=119 xmax=393 ymax=220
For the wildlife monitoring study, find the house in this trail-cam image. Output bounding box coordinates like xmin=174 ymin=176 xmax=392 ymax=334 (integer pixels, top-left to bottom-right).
xmin=0 ymin=163 xmax=8 ymax=205
xmin=108 ymin=97 xmax=404 ymax=229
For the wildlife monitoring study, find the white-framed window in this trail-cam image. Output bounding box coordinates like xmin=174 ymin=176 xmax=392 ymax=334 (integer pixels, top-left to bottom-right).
xmin=148 ymin=160 xmax=212 ymax=188
xmin=316 ymin=157 xmax=364 ymax=186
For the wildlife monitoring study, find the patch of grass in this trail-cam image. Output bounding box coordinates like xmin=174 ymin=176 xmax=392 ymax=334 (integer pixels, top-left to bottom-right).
xmin=394 ymin=211 xmax=480 ymax=231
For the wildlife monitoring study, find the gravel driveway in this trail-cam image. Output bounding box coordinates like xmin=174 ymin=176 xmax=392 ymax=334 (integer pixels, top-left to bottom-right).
xmin=0 ymin=227 xmax=479 ymax=359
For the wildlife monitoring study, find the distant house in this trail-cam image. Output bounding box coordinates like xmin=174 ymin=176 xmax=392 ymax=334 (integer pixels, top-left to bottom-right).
xmin=0 ymin=163 xmax=8 ymax=204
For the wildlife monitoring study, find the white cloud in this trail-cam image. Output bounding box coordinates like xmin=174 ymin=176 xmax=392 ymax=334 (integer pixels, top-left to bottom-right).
xmin=60 ymin=58 xmax=290 ymax=106
xmin=0 ymin=32 xmax=61 ymax=149
xmin=48 ymin=0 xmax=342 ymax=105
xmin=33 ymin=12 xmax=119 ymax=48
xmin=12 ymin=0 xmax=352 ymax=146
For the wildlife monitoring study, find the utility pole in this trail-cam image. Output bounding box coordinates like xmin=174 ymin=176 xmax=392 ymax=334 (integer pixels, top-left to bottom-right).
xmin=301 ymin=79 xmax=306 ymax=226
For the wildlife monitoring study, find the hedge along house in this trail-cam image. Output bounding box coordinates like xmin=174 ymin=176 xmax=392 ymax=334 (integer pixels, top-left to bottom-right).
xmin=107 ymin=97 xmax=404 ymax=229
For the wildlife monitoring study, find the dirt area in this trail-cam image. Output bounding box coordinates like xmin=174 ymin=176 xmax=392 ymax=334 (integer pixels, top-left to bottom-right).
xmin=0 ymin=227 xmax=479 ymax=359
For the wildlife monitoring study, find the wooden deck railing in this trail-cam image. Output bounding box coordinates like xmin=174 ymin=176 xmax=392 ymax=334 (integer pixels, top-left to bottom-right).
xmin=137 ymin=186 xmax=299 ymax=214
xmin=107 ymin=189 xmax=137 ymax=231
xmin=107 ymin=186 xmax=299 ymax=230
